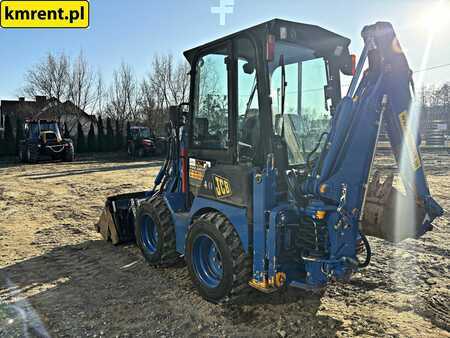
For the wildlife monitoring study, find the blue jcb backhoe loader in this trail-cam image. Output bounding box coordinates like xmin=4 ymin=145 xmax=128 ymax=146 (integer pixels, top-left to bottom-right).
xmin=96 ymin=19 xmax=443 ymax=302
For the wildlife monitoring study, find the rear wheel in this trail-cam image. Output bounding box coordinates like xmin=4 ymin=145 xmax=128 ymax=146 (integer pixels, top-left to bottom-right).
xmin=127 ymin=143 xmax=135 ymax=158
xmin=18 ymin=146 xmax=25 ymax=163
xmin=26 ymin=145 xmax=39 ymax=163
xmin=186 ymin=212 xmax=251 ymax=303
xmin=63 ymin=143 xmax=75 ymax=162
xmin=135 ymin=195 xmax=179 ymax=266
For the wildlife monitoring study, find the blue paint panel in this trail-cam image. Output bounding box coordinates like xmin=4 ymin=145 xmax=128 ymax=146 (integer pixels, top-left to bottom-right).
xmin=164 ymin=193 xmax=186 ymax=213
xmin=267 ymin=204 xmax=289 ymax=281
xmin=252 ymin=173 xmax=267 ymax=282
xmin=252 ymin=167 xmax=277 ymax=283
xmin=164 ymin=192 xmax=190 ymax=254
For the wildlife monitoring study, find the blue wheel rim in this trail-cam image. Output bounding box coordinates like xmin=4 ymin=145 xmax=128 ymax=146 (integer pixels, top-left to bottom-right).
xmin=141 ymin=215 xmax=158 ymax=254
xmin=192 ymin=234 xmax=223 ymax=288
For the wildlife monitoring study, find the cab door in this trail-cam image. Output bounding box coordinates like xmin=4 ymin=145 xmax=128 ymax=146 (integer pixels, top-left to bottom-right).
xmin=188 ymin=42 xmax=234 ymax=164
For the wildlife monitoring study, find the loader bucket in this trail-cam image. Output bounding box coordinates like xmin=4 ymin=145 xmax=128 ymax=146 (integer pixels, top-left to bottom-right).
xmin=361 ymin=172 xmax=428 ymax=243
xmin=95 ymin=191 xmax=151 ymax=245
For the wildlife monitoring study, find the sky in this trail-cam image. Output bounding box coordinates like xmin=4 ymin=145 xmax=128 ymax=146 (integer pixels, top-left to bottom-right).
xmin=0 ymin=0 xmax=449 ymax=100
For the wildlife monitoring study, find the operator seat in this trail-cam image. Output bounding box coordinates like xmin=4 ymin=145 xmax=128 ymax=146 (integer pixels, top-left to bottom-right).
xmin=240 ymin=109 xmax=260 ymax=147
xmin=194 ymin=117 xmax=223 ymax=148
xmin=239 ymin=109 xmax=261 ymax=162
xmin=194 ymin=117 xmax=209 ymax=141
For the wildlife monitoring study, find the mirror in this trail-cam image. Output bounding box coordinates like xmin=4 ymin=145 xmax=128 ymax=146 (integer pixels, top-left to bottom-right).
xmin=243 ymin=61 xmax=255 ymax=74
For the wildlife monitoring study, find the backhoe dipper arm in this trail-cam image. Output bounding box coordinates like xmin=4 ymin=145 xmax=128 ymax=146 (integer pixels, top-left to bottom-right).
xmin=303 ymin=22 xmax=443 ymax=248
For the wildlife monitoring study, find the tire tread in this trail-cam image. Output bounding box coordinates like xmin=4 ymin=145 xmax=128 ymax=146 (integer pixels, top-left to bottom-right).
xmin=136 ymin=195 xmax=179 ymax=267
xmin=194 ymin=212 xmax=252 ymax=302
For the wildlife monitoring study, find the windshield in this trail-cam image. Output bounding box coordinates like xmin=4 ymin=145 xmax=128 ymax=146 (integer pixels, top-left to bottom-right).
xmin=139 ymin=128 xmax=152 ymax=138
xmin=28 ymin=122 xmax=61 ymax=139
xmin=270 ymin=42 xmax=330 ymax=166
xmin=130 ymin=128 xmax=153 ymax=138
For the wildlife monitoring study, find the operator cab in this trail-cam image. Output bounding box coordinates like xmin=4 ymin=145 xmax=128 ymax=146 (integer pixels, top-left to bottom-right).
xmin=25 ymin=120 xmax=62 ymax=142
xmin=184 ymin=19 xmax=353 ymax=170
xmin=128 ymin=126 xmax=154 ymax=140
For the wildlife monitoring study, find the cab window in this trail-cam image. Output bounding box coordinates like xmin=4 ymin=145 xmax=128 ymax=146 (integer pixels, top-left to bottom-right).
xmin=270 ymin=43 xmax=330 ymax=166
xmin=193 ymin=49 xmax=230 ymax=150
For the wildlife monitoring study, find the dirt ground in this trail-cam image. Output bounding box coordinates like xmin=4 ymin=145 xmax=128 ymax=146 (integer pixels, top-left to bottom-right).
xmin=0 ymin=152 xmax=449 ymax=337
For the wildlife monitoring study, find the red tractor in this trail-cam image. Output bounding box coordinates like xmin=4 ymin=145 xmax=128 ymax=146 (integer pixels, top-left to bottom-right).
xmin=127 ymin=126 xmax=157 ymax=158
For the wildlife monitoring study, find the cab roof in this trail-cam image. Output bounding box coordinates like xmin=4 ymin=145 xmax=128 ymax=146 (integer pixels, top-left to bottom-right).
xmin=184 ymin=18 xmax=351 ymax=63
xmin=25 ymin=119 xmax=57 ymax=124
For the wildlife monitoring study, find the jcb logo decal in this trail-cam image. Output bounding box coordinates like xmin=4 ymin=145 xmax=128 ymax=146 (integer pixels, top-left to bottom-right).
xmin=213 ymin=175 xmax=232 ymax=198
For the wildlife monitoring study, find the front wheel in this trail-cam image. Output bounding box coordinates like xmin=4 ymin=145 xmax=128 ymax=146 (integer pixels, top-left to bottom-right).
xmin=186 ymin=212 xmax=251 ymax=303
xmin=135 ymin=195 xmax=179 ymax=266
xmin=26 ymin=145 xmax=39 ymax=163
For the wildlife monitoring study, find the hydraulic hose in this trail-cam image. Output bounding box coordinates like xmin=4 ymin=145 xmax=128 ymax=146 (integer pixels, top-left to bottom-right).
xmin=153 ymin=122 xmax=177 ymax=193
xmin=306 ymin=131 xmax=328 ymax=170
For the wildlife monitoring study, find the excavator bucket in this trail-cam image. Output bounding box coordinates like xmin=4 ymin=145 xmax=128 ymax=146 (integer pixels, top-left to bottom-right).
xmin=361 ymin=171 xmax=428 ymax=243
xmin=95 ymin=191 xmax=150 ymax=245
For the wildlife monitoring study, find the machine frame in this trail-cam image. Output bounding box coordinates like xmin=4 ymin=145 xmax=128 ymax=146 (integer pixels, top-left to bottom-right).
xmin=97 ymin=19 xmax=443 ymax=303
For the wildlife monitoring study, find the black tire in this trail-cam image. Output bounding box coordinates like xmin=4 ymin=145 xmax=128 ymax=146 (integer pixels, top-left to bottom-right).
xmin=26 ymin=144 xmax=39 ymax=163
xmin=186 ymin=212 xmax=251 ymax=303
xmin=63 ymin=143 xmax=75 ymax=162
xmin=135 ymin=195 xmax=179 ymax=266
xmin=127 ymin=143 xmax=135 ymax=158
xmin=137 ymin=148 xmax=144 ymax=158
xmin=18 ymin=146 xmax=25 ymax=163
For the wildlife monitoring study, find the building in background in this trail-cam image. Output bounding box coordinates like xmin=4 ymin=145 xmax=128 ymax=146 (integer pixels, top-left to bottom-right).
xmin=0 ymin=96 xmax=97 ymax=138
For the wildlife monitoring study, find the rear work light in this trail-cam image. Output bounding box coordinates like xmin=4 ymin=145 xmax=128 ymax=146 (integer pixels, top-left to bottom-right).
xmin=351 ymin=54 xmax=357 ymax=75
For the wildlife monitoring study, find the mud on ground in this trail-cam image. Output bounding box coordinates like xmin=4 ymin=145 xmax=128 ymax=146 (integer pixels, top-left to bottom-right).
xmin=0 ymin=153 xmax=449 ymax=337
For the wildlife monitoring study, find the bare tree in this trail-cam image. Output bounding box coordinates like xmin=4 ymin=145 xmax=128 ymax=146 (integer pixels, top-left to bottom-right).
xmin=149 ymin=54 xmax=190 ymax=108
xmin=139 ymin=77 xmax=163 ymax=132
xmin=22 ymin=50 xmax=191 ymax=136
xmin=105 ymin=62 xmax=139 ymax=122
xmin=53 ymin=51 xmax=96 ymax=134
xmin=68 ymin=51 xmax=96 ymax=114
xmin=138 ymin=54 xmax=190 ymax=134
xmin=92 ymin=70 xmax=106 ymax=117
xmin=23 ymin=52 xmax=69 ymax=103
xmin=169 ymin=58 xmax=190 ymax=106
